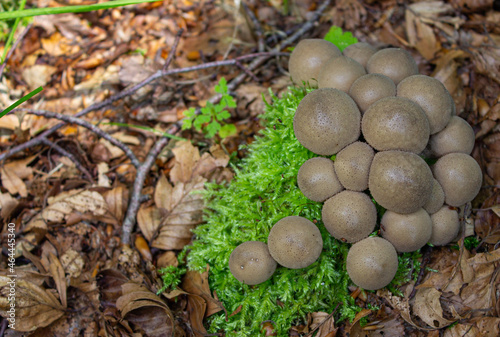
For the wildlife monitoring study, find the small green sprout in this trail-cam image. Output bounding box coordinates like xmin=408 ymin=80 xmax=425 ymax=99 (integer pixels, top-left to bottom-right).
xmin=323 ymin=26 xmax=358 ymax=52
xmin=182 ymin=77 xmax=237 ymax=139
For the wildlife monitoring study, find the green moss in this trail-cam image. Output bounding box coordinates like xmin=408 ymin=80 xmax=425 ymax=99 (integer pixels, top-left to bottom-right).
xmin=184 ymin=86 xmax=421 ymax=336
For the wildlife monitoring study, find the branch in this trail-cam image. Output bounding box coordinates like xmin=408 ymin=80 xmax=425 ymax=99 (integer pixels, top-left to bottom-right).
xmin=121 ymin=124 xmax=180 ymax=245
xmin=15 ymin=108 xmax=141 ymax=168
xmin=40 ymin=137 xmax=94 ymax=182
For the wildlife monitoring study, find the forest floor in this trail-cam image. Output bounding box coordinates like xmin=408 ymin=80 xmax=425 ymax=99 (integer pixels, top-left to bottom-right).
xmin=0 ymin=0 xmax=499 ymax=336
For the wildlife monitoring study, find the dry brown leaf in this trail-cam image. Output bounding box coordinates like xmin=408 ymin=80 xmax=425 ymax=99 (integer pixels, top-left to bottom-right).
xmin=116 ymin=282 xmax=174 ymax=337
xmin=97 ymin=162 xmax=111 ymax=187
xmin=60 ymin=249 xmax=84 ymax=279
xmin=137 ymin=205 xmax=162 ymax=242
xmin=154 ymin=172 xmax=174 ymax=212
xmin=413 ymin=288 xmax=453 ymax=329
xmin=0 ymin=115 xmax=20 ymax=130
xmin=443 ymin=323 xmax=478 ymax=337
xmin=22 ymin=64 xmax=58 ymax=90
xmin=0 ymin=276 xmax=65 ymax=332
xmin=405 ymin=9 xmax=440 ymax=60
xmin=472 ymin=317 xmax=500 ymax=337
xmin=170 ymin=140 xmax=201 ymax=184
xmin=152 ymin=175 xmax=206 ymax=250
xmin=0 ymin=156 xmax=36 ymax=197
xmin=41 ymin=31 xmax=80 ymax=56
xmin=182 ymin=266 xmax=224 ymax=318
xmin=186 ymin=294 xmax=207 ymax=337
xmin=47 ymin=253 xmax=67 ymax=309
xmin=0 ymin=191 xmax=19 ymax=219
xmin=311 ymin=311 xmax=338 ymax=337
xmin=25 ymin=189 xmax=113 ymax=233
xmin=103 ymin=184 xmax=129 ymax=223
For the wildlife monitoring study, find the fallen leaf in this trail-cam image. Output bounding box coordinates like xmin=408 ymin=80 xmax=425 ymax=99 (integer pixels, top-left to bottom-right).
xmin=311 ymin=311 xmax=338 ymax=337
xmin=186 ymin=294 xmax=207 ymax=337
xmin=48 ymin=253 xmax=67 ymax=308
xmin=182 ymin=266 xmax=224 ymax=318
xmin=413 ymin=288 xmax=453 ymax=328
xmin=116 ymin=282 xmax=174 ymax=337
xmin=170 ymin=140 xmax=201 ymax=184
xmin=60 ymin=249 xmax=85 ymax=279
xmin=103 ymin=184 xmax=129 ymax=223
xmin=137 ymin=205 xmax=162 ymax=242
xmin=97 ymin=162 xmax=111 ymax=187
xmin=0 ymin=156 xmax=36 ymax=197
xmin=0 ymin=276 xmax=65 ymax=332
xmin=41 ymin=31 xmax=80 ymax=57
xmin=0 ymin=191 xmax=19 ymax=219
xmin=21 ymin=65 xmax=57 ymax=90
xmin=443 ymin=323 xmax=479 ymax=337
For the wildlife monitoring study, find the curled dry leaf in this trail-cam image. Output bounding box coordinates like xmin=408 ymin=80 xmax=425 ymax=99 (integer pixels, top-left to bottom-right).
xmin=182 ymin=266 xmax=224 ymax=318
xmin=0 ymin=191 xmax=18 ymax=219
xmin=103 ymin=184 xmax=129 ymax=223
xmin=310 ymin=311 xmax=338 ymax=337
xmin=0 ymin=155 xmax=37 ymax=198
xmin=116 ymin=282 xmax=174 ymax=337
xmin=137 ymin=205 xmax=162 ymax=242
xmin=47 ymin=253 xmax=68 ymax=309
xmin=412 ymin=288 xmax=453 ymax=329
xmin=405 ymin=9 xmax=440 ymax=60
xmin=60 ymin=248 xmax=85 ymax=279
xmin=0 ymin=276 xmax=65 ymax=332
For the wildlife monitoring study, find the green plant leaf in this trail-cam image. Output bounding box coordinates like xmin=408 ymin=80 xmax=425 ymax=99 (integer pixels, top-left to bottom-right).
xmin=214 ymin=77 xmax=228 ymax=94
xmin=219 ymin=123 xmax=237 ymax=138
xmin=215 ymin=110 xmax=231 ymax=121
xmin=323 ymin=26 xmax=358 ymax=51
xmin=205 ymin=120 xmax=221 ymax=138
xmin=193 ymin=114 xmax=211 ymax=131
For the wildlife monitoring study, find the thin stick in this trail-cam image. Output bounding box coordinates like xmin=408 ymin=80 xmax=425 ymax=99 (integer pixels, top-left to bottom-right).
xmin=163 ymin=29 xmax=183 ymax=71
xmin=0 ymin=23 xmax=32 ymax=81
xmin=121 ymin=124 xmax=180 ymax=245
xmin=0 ymin=51 xmax=288 ymax=162
xmin=40 ymin=137 xmax=94 ymax=182
xmin=15 ymin=108 xmax=141 ymax=168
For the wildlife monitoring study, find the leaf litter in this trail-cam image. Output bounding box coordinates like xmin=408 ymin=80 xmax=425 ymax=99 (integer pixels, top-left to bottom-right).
xmin=1 ymin=0 xmax=500 ymax=336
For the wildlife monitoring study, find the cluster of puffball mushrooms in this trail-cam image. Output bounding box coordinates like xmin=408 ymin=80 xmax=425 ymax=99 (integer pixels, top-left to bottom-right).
xmin=228 ymin=39 xmax=482 ymax=291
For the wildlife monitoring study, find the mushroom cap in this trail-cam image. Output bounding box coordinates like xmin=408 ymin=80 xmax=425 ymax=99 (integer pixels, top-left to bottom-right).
xmin=342 ymin=42 xmax=377 ymax=67
xmin=381 ymin=208 xmax=432 ymax=252
xmin=361 ymin=96 xmax=430 ymax=153
xmin=267 ymin=216 xmax=323 ymax=269
xmin=429 ymin=206 xmax=460 ymax=246
xmin=288 ymin=39 xmax=342 ymax=87
xmin=423 ymin=179 xmax=445 ymax=214
xmin=317 ymin=56 xmax=367 ymax=92
xmin=428 ymin=116 xmax=475 ymax=157
xmin=229 ymin=241 xmax=277 ymax=285
xmin=293 ymin=88 xmax=361 ymax=155
xmin=432 ymin=153 xmax=482 ymax=207
xmin=297 ymin=157 xmax=344 ymax=202
xmin=322 ymin=190 xmax=377 ymax=243
xmin=349 ymin=73 xmax=396 ymax=114
xmin=346 ymin=237 xmax=398 ymax=290
xmin=334 ymin=141 xmax=375 ymax=191
xmin=369 ymin=151 xmax=433 ymax=214
xmin=397 ymin=75 xmax=453 ymax=134
xmin=366 ymin=48 xmax=419 ymax=85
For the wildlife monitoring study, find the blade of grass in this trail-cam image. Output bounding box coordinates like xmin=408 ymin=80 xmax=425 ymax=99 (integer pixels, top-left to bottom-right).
xmin=0 ymin=0 xmax=27 ymax=64
xmin=0 ymin=86 xmax=43 ymax=118
xmin=0 ymin=0 xmax=159 ymax=20
xmin=104 ymin=122 xmax=188 ymax=141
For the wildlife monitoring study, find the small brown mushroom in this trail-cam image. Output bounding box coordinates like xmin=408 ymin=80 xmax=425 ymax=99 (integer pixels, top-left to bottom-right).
xmin=317 ymin=56 xmax=366 ymax=92
xmin=397 ymin=75 xmax=453 ymax=134
xmin=322 ymin=190 xmax=377 ymax=243
xmin=429 ymin=206 xmax=460 ymax=246
xmin=293 ymin=88 xmax=361 ymax=155
xmin=229 ymin=241 xmax=277 ymax=285
xmin=342 ymin=42 xmax=377 ymax=67
xmin=381 ymin=208 xmax=432 ymax=252
xmin=432 ymin=153 xmax=482 ymax=207
xmin=366 ymin=48 xmax=419 ymax=85
xmin=427 ymin=116 xmax=475 ymax=157
xmin=267 ymin=216 xmax=323 ymax=269
xmin=346 ymin=237 xmax=399 ymax=290
xmin=349 ymin=73 xmax=396 ymax=114
xmin=297 ymin=157 xmax=344 ymax=202
xmin=369 ymin=151 xmax=433 ymax=214
xmin=288 ymin=39 xmax=341 ymax=87
xmin=334 ymin=141 xmax=375 ymax=191
xmin=362 ymin=97 xmax=430 ymax=153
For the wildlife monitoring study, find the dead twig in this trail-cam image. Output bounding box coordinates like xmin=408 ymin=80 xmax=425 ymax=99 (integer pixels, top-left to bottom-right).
xmin=163 ymin=28 xmax=184 ymax=72
xmin=0 ymin=23 xmax=32 ymax=81
xmin=40 ymin=137 xmax=94 ymax=183
xmin=15 ymin=108 xmax=141 ymax=168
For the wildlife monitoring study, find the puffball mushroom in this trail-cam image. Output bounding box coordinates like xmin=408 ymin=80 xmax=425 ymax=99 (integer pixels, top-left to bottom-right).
xmin=317 ymin=56 xmax=366 ymax=92
xmin=297 ymin=157 xmax=344 ymax=202
xmin=369 ymin=151 xmax=433 ymax=214
xmin=293 ymin=88 xmax=361 ymax=155
xmin=423 ymin=179 xmax=445 ymax=214
xmin=397 ymin=75 xmax=453 ymax=134
xmin=349 ymin=73 xmax=396 ymax=114
xmin=361 ymin=97 xmax=430 ymax=153
xmin=288 ymin=39 xmax=341 ymax=87
xmin=322 ymin=190 xmax=377 ymax=243
xmin=429 ymin=206 xmax=460 ymax=246
xmin=334 ymin=141 xmax=375 ymax=191
xmin=366 ymin=48 xmax=419 ymax=85
xmin=267 ymin=216 xmax=323 ymax=269
xmin=427 ymin=116 xmax=475 ymax=157
xmin=432 ymin=153 xmax=483 ymax=207
xmin=342 ymin=42 xmax=377 ymax=67
xmin=346 ymin=237 xmax=399 ymax=290
xmin=381 ymin=208 xmax=432 ymax=252
xmin=229 ymin=241 xmax=277 ymax=285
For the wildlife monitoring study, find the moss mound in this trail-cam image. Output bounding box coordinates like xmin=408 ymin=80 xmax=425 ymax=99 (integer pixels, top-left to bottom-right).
xmin=186 ymin=86 xmax=419 ymax=336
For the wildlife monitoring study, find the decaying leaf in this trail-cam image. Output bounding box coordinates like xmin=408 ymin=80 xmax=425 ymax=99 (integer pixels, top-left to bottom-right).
xmin=47 ymin=253 xmax=68 ymax=309
xmin=102 ymin=184 xmax=129 ymax=223
xmin=0 ymin=276 xmax=65 ymax=332
xmin=116 ymin=282 xmax=174 ymax=337
xmin=0 ymin=191 xmax=19 ymax=219
xmin=413 ymin=288 xmax=453 ymax=328
xmin=182 ymin=266 xmax=224 ymax=318
xmin=310 ymin=311 xmax=338 ymax=337
xmin=0 ymin=155 xmax=36 ymax=197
